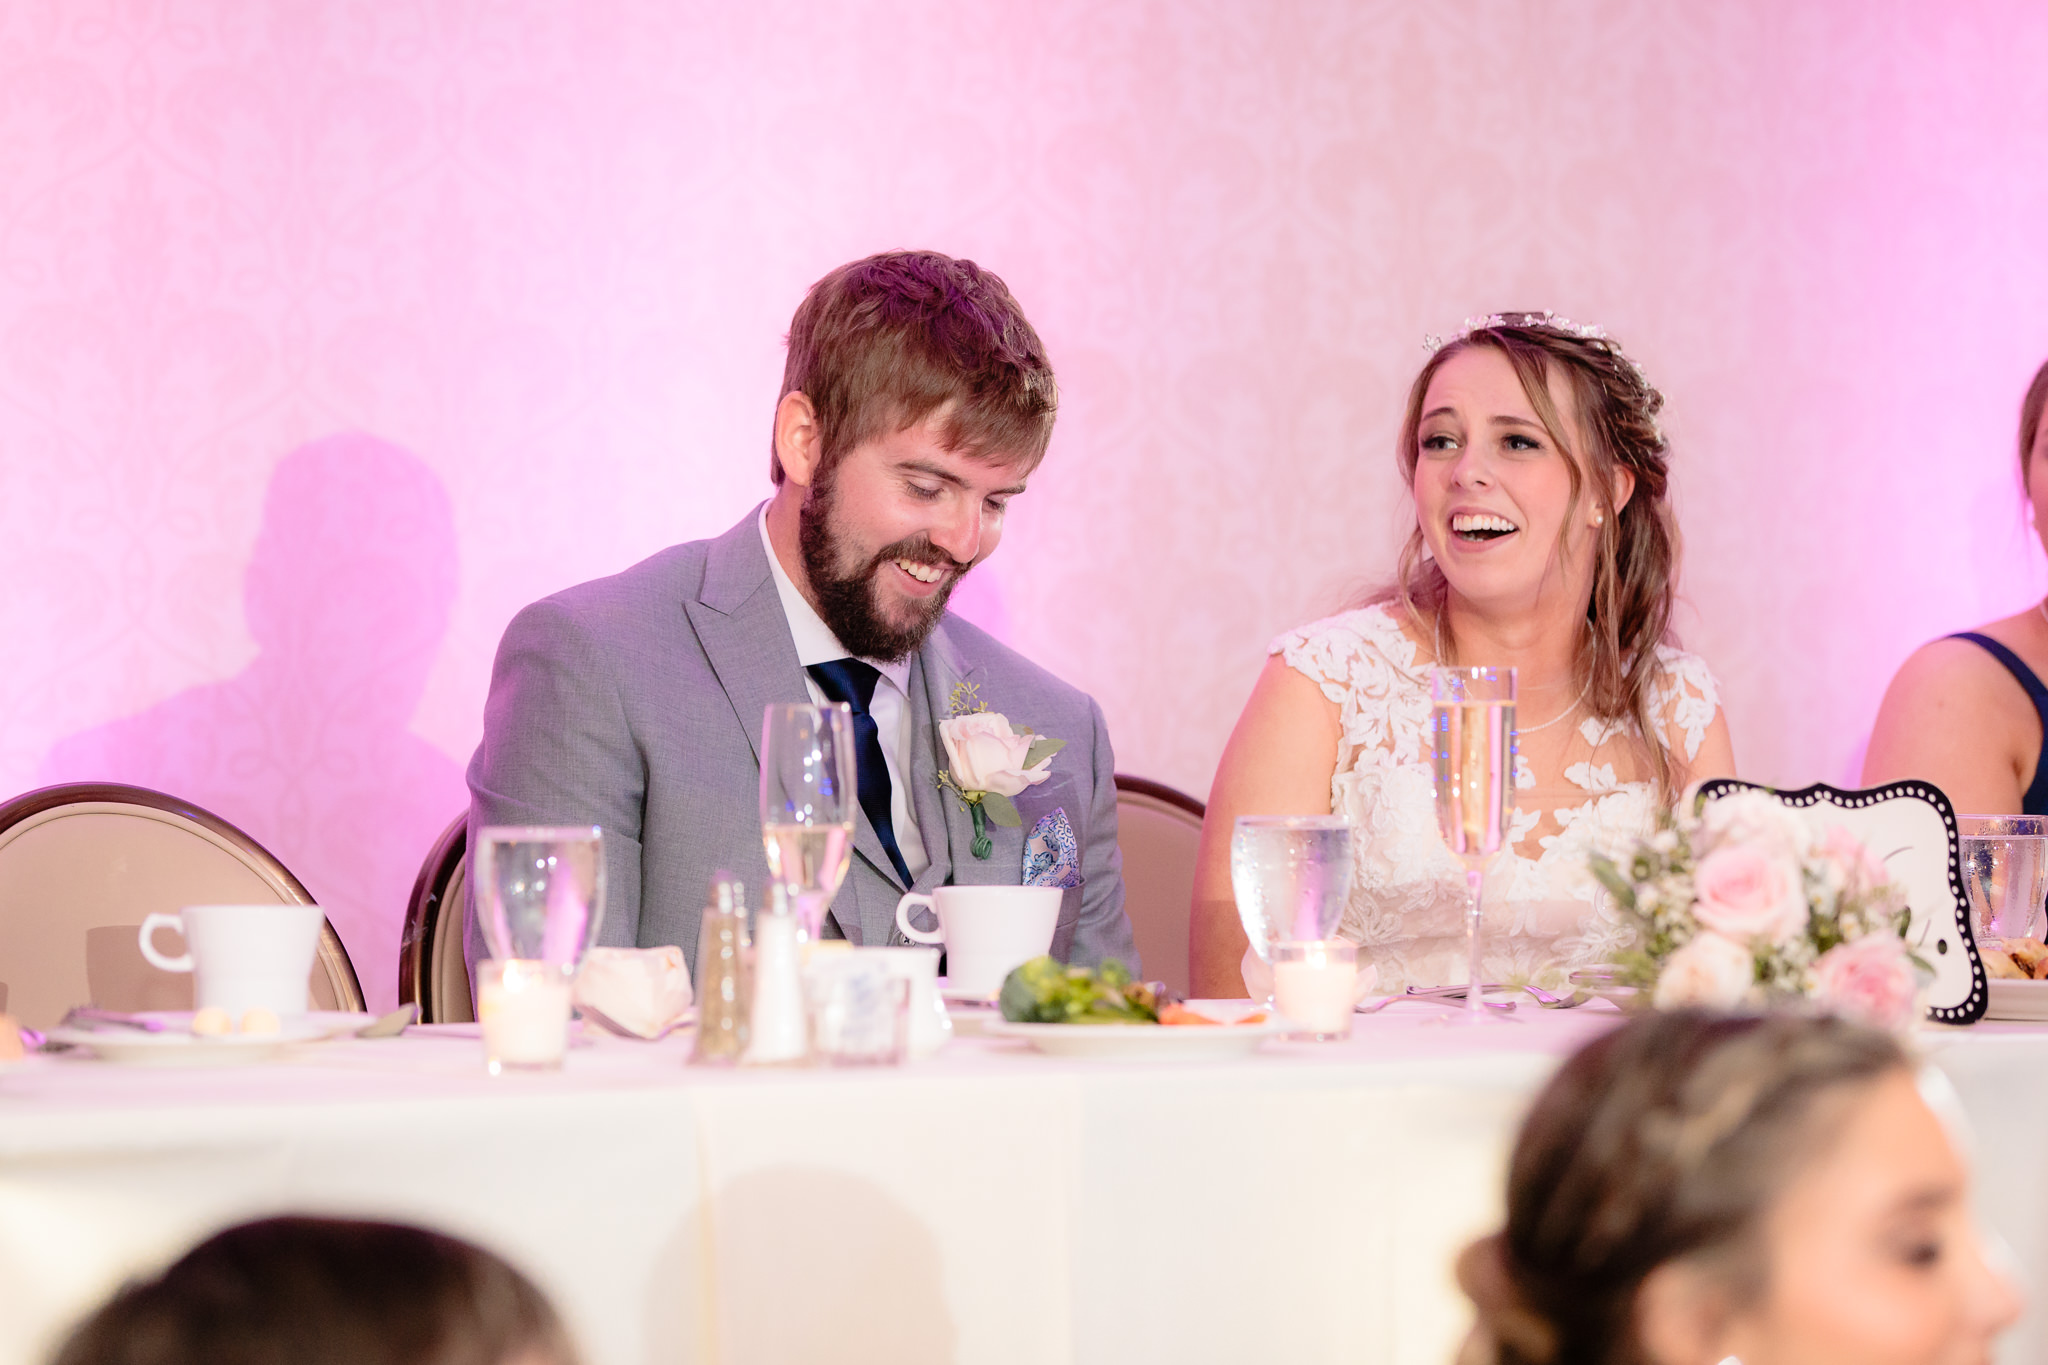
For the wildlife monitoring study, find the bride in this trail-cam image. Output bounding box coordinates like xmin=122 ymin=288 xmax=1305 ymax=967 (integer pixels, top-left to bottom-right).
xmin=1190 ymin=314 xmax=1737 ymax=997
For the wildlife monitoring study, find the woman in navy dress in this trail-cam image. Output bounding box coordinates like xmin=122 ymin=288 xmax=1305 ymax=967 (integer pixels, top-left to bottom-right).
xmin=1866 ymin=358 xmax=2048 ymax=813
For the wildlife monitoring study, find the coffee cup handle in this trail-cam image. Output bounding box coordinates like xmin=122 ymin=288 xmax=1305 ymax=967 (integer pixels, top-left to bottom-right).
xmin=894 ymin=893 xmax=943 ymax=945
xmin=138 ymin=912 xmax=195 ymax=972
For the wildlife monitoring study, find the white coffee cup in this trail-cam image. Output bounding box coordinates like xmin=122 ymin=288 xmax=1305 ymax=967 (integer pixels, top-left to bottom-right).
xmin=137 ymin=904 xmax=324 ymax=1018
xmin=854 ymin=946 xmax=952 ymax=1058
xmin=894 ymin=885 xmax=1062 ymax=996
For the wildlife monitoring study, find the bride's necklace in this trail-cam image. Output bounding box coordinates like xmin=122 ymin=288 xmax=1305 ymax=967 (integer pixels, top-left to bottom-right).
xmin=1519 ymin=685 xmax=1589 ymax=737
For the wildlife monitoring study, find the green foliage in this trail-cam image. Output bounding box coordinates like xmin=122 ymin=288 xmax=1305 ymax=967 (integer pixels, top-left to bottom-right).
xmin=998 ymin=956 xmax=1159 ymax=1025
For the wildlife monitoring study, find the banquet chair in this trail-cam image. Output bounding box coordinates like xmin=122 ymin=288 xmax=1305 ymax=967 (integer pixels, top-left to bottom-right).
xmin=398 ymin=811 xmax=475 ymax=1023
xmin=0 ymin=782 xmax=365 ymax=1029
xmin=1113 ymin=774 xmax=1204 ymax=998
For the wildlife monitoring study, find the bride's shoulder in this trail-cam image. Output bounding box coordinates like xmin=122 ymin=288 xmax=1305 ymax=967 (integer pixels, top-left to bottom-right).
xmin=1645 ymin=640 xmax=1724 ymax=759
xmin=1269 ymin=603 xmax=1425 ymax=691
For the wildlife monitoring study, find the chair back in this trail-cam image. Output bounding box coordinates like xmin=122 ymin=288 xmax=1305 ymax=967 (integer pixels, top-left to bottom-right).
xmin=0 ymin=783 xmax=364 ymax=1028
xmin=399 ymin=811 xmax=475 ymax=1023
xmin=1113 ymin=774 xmax=1205 ymax=998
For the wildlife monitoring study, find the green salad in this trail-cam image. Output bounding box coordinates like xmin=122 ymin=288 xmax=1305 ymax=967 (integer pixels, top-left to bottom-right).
xmin=998 ymin=956 xmax=1159 ymax=1025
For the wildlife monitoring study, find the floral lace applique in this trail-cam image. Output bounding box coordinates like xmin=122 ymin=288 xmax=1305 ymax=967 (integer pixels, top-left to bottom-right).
xmin=1271 ymin=603 xmax=1723 ymax=991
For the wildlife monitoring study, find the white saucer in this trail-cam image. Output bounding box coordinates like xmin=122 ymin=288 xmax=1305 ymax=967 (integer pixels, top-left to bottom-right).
xmin=47 ymin=1013 xmax=337 ymax=1067
xmin=1986 ymin=979 xmax=2048 ymax=1022
xmin=988 ymin=1018 xmax=1285 ymax=1060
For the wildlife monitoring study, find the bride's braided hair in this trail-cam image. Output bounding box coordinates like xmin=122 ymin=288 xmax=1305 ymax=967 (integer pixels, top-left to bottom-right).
xmin=1386 ymin=315 xmax=1682 ymax=799
xmin=1456 ymin=1011 xmax=1907 ymax=1365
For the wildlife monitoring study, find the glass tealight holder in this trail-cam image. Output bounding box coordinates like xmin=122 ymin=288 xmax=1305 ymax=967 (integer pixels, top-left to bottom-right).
xmin=477 ymin=958 xmax=574 ymax=1074
xmin=805 ymin=956 xmax=910 ymax=1066
xmin=1272 ymin=940 xmax=1358 ymax=1041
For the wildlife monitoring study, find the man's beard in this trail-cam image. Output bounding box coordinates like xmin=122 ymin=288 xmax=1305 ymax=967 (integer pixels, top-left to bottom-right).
xmin=798 ymin=480 xmax=966 ymax=662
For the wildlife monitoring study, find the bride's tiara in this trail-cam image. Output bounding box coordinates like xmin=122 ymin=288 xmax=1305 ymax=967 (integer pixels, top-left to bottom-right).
xmin=1423 ymin=310 xmax=1664 ymax=445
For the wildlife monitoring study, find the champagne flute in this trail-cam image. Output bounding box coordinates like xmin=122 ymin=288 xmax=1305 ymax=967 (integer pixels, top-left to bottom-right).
xmin=759 ymin=702 xmax=858 ymax=939
xmin=1430 ymin=666 xmax=1516 ymax=1023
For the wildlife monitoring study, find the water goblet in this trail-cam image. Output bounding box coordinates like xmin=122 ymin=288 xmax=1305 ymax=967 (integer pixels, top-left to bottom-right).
xmin=473 ymin=826 xmax=606 ymax=1071
xmin=1231 ymin=815 xmax=1355 ymax=1004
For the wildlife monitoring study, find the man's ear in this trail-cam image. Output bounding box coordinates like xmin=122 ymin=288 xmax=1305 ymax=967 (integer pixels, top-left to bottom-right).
xmin=1634 ymin=1260 xmax=1741 ymax=1365
xmin=774 ymin=391 xmax=824 ymax=490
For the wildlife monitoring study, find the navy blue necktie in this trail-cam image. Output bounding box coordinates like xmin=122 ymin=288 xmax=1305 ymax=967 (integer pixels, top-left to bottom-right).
xmin=806 ymin=659 xmax=913 ymax=888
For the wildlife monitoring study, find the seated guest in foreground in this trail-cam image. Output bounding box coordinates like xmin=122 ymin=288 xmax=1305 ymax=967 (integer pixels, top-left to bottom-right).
xmin=469 ymin=251 xmax=1136 ymax=973
xmin=1865 ymin=358 xmax=2048 ymax=813
xmin=1457 ymin=1010 xmax=2020 ymax=1365
xmin=52 ymin=1216 xmax=579 ymax=1365
xmin=1191 ymin=314 xmax=1734 ymax=997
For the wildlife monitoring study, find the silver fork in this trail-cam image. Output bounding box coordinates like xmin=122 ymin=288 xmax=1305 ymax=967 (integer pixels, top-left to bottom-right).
xmin=1357 ymin=988 xmax=1515 ymax=1015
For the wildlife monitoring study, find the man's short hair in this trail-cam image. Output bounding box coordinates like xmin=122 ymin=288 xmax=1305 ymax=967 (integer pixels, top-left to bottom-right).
xmin=770 ymin=250 xmax=1057 ymax=484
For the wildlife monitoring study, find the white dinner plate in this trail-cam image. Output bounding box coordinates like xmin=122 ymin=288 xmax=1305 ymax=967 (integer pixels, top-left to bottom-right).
xmin=1985 ymin=979 xmax=2048 ymax=1022
xmin=988 ymin=1018 xmax=1285 ymax=1060
xmin=47 ymin=1014 xmax=339 ymax=1067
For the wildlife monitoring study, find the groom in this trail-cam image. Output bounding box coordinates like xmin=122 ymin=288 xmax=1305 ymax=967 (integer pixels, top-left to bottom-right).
xmin=466 ymin=250 xmax=1138 ymax=975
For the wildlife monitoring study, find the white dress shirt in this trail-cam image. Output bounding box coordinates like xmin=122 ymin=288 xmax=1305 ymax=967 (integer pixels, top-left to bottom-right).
xmin=757 ymin=508 xmax=931 ymax=881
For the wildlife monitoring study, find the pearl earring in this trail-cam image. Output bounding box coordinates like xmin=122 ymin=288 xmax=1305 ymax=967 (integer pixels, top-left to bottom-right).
xmin=1592 ymin=508 xmax=1605 ymax=528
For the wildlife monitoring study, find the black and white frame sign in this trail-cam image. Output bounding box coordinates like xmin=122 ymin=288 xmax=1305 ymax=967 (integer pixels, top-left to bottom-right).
xmin=1694 ymin=779 xmax=1987 ymax=1026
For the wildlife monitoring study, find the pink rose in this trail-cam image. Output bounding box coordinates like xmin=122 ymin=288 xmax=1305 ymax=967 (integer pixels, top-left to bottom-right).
xmin=1654 ymin=931 xmax=1755 ymax=1010
xmin=1811 ymin=934 xmax=1919 ymax=1030
xmin=1691 ymin=844 xmax=1808 ymax=946
xmin=939 ymin=712 xmax=1052 ymax=797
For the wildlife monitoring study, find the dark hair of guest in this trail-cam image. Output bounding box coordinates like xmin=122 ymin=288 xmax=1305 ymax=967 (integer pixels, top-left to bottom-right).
xmin=50 ymin=1216 xmax=578 ymax=1365
xmin=1456 ymin=1010 xmax=1907 ymax=1365
xmin=2019 ymin=356 xmax=2048 ymax=483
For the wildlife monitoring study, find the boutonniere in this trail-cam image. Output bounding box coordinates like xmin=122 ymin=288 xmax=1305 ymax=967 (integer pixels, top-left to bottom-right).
xmin=936 ymin=681 xmax=1063 ymax=859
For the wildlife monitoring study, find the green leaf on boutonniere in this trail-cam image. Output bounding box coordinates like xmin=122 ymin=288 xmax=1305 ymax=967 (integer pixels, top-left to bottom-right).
xmin=1009 ymin=720 xmax=1035 ymax=737
xmin=1023 ymin=736 xmax=1066 ymax=769
xmin=981 ymin=791 xmax=1023 ymax=827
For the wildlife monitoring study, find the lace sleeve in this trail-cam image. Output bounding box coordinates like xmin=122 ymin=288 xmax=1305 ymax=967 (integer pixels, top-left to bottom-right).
xmin=1647 ymin=645 xmax=1722 ymax=762
xmin=1270 ymin=606 xmax=1430 ymax=769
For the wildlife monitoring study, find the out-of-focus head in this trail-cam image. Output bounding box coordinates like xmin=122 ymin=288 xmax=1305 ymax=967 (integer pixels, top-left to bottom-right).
xmin=769 ymin=249 xmax=1057 ymax=487
xmin=1391 ymin=313 xmax=1681 ymax=793
xmin=769 ymin=251 xmax=1056 ymax=660
xmin=1459 ymin=1010 xmax=2020 ymax=1365
xmin=51 ymin=1216 xmax=578 ymax=1365
xmin=2019 ymin=358 xmax=2048 ymax=549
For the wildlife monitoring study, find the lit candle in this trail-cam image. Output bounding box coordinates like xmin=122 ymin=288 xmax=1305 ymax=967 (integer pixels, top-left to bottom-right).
xmin=1272 ymin=940 xmax=1358 ymax=1040
xmin=478 ymin=958 xmax=573 ymax=1073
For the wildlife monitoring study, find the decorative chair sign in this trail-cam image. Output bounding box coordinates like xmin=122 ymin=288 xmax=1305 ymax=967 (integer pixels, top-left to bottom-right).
xmin=1695 ymin=779 xmax=1986 ymax=1025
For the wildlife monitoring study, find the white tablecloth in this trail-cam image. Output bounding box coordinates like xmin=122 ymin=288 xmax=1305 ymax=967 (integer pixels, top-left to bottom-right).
xmin=2 ymin=1007 xmax=2042 ymax=1365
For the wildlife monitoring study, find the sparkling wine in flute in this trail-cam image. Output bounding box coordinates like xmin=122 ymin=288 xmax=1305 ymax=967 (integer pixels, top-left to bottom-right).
xmin=762 ymin=822 xmax=854 ymax=917
xmin=1432 ymin=700 xmax=1516 ymax=862
xmin=1429 ymin=666 xmax=1517 ymax=1023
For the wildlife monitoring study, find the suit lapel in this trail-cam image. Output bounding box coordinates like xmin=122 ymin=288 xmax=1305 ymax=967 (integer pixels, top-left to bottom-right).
xmin=915 ymin=623 xmax=1024 ymax=889
xmin=686 ymin=508 xmax=900 ymax=933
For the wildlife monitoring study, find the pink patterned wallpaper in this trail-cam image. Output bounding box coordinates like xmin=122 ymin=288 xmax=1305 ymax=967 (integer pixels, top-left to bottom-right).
xmin=5 ymin=1 xmax=2048 ymax=1008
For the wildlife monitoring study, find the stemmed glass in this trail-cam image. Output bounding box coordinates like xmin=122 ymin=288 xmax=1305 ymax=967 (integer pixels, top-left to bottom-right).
xmin=474 ymin=825 xmax=607 ymax=966
xmin=1430 ymin=666 xmax=1517 ymax=1024
xmin=759 ymin=702 xmax=858 ymax=939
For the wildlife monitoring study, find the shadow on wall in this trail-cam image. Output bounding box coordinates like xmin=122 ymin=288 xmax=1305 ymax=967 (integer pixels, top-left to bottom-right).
xmin=654 ymin=1165 xmax=958 ymax=1364
xmin=37 ymin=433 xmax=467 ymax=1011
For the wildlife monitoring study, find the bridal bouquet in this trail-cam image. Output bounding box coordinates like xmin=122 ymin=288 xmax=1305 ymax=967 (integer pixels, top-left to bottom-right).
xmin=1590 ymin=790 xmax=1924 ymax=1028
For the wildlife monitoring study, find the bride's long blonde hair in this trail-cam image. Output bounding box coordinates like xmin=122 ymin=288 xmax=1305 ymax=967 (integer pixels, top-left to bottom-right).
xmin=1376 ymin=316 xmax=1684 ymax=799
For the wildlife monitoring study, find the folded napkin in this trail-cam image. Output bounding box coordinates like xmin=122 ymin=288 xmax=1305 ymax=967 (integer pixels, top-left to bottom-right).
xmin=1021 ymin=808 xmax=1083 ymax=889
xmin=575 ymin=946 xmax=694 ymax=1039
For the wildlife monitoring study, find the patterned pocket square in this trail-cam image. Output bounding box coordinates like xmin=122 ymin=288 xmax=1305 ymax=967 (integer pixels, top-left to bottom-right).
xmin=1021 ymin=807 xmax=1083 ymax=889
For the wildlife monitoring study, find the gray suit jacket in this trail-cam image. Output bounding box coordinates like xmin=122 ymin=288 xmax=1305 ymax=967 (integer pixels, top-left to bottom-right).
xmin=466 ymin=506 xmax=1138 ymax=977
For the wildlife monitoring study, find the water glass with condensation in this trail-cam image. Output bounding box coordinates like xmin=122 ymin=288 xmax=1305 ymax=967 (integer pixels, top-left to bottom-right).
xmin=1959 ymin=815 xmax=2048 ymax=944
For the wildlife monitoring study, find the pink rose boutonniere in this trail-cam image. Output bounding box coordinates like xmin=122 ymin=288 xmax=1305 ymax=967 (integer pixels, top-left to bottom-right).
xmin=937 ymin=681 xmax=1063 ymax=859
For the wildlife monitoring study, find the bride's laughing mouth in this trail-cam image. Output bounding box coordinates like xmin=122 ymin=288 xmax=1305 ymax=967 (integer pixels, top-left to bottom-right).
xmin=1450 ymin=511 xmax=1520 ymax=545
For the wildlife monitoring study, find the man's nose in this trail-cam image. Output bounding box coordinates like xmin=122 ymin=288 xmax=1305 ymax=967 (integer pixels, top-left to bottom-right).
xmin=928 ymin=502 xmax=983 ymax=565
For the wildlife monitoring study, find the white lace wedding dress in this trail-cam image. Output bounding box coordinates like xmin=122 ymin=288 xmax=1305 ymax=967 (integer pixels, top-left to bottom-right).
xmin=1272 ymin=603 xmax=1721 ymax=992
